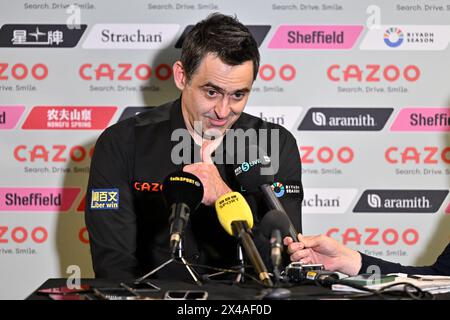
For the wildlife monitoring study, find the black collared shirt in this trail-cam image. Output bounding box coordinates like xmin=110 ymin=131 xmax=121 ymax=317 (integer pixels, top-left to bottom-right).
xmin=85 ymin=98 xmax=303 ymax=280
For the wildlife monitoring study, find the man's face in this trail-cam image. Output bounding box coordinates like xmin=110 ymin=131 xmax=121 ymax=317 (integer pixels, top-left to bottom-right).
xmin=176 ymin=53 xmax=254 ymax=138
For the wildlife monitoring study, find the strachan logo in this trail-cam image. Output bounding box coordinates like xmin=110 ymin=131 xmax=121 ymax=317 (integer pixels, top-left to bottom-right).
xmin=353 ymin=190 xmax=449 ymax=213
xmin=244 ymin=106 xmax=303 ymax=131
xmin=83 ymin=24 xmax=180 ymax=49
xmin=0 ymin=24 xmax=87 ymax=48
xmin=302 ymin=188 xmax=357 ymax=214
xmin=298 ymin=107 xmax=393 ymax=131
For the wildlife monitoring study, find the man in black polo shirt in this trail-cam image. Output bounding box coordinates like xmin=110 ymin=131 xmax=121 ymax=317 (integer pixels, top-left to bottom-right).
xmin=85 ymin=13 xmax=303 ymax=280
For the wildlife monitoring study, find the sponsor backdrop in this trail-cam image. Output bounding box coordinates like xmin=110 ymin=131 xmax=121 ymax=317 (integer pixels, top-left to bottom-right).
xmin=1 ymin=0 xmax=449 ymax=299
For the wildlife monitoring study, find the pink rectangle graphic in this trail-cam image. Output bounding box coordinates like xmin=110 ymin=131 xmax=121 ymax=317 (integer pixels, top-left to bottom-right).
xmin=0 ymin=188 xmax=80 ymax=212
xmin=268 ymin=25 xmax=363 ymax=49
xmin=0 ymin=106 xmax=25 ymax=129
xmin=391 ymin=108 xmax=450 ymax=132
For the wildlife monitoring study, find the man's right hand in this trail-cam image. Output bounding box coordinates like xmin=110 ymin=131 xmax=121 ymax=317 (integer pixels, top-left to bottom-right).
xmin=283 ymin=234 xmax=362 ymax=276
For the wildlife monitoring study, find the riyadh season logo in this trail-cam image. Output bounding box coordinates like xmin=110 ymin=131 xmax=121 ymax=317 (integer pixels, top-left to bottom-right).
xmin=384 ymin=27 xmax=404 ymax=48
xmin=360 ymin=25 xmax=450 ymax=51
xmin=271 ymin=182 xmax=285 ymax=197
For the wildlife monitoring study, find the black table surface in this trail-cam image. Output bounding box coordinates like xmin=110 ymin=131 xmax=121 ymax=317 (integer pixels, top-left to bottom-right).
xmin=27 ymin=278 xmax=450 ymax=300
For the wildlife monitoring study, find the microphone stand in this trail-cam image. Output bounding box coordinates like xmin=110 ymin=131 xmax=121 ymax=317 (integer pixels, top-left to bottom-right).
xmin=135 ymin=239 xmax=202 ymax=286
xmin=234 ymin=244 xmax=245 ymax=284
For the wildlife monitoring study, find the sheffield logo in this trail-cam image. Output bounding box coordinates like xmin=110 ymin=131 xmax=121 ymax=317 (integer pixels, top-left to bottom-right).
xmin=83 ymin=24 xmax=180 ymax=49
xmin=0 ymin=106 xmax=25 ymax=130
xmin=360 ymin=25 xmax=450 ymax=51
xmin=175 ymin=25 xmax=271 ymax=48
xmin=22 ymin=106 xmax=117 ymax=130
xmin=298 ymin=107 xmax=393 ymax=131
xmin=268 ymin=25 xmax=363 ymax=49
xmin=90 ymin=189 xmax=119 ymax=210
xmin=353 ymin=190 xmax=449 ymax=213
xmin=0 ymin=187 xmax=80 ymax=212
xmin=0 ymin=24 xmax=86 ymax=48
xmin=391 ymin=108 xmax=450 ymax=132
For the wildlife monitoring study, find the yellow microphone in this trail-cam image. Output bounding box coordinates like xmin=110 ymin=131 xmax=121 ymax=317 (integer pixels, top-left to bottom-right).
xmin=215 ymin=192 xmax=253 ymax=235
xmin=215 ymin=192 xmax=273 ymax=287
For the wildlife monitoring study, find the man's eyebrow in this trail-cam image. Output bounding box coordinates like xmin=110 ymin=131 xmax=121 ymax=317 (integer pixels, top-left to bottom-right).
xmin=201 ymin=82 xmax=251 ymax=94
xmin=201 ymin=82 xmax=225 ymax=94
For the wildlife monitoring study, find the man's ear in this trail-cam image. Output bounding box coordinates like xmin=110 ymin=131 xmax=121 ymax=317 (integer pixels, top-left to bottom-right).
xmin=173 ymin=61 xmax=187 ymax=90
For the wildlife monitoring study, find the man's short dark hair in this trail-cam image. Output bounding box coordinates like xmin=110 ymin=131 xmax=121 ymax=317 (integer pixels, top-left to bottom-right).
xmin=181 ymin=13 xmax=260 ymax=82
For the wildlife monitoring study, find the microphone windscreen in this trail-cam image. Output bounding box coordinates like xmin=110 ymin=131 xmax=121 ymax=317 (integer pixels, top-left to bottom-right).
xmin=215 ymin=192 xmax=254 ymax=236
xmin=162 ymin=171 xmax=204 ymax=211
xmin=260 ymin=209 xmax=292 ymax=239
xmin=232 ymin=144 xmax=274 ymax=192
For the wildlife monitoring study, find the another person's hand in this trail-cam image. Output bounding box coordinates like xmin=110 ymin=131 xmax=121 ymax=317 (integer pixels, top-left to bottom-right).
xmin=183 ymin=140 xmax=232 ymax=206
xmin=284 ymin=234 xmax=362 ymax=276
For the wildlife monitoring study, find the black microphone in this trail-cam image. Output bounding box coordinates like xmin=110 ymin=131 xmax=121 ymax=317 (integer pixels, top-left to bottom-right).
xmin=260 ymin=209 xmax=292 ymax=281
xmin=232 ymin=145 xmax=299 ymax=241
xmin=162 ymin=171 xmax=204 ymax=255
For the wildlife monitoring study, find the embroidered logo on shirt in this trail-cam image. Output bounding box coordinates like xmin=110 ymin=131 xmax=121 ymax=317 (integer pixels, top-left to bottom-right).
xmin=90 ymin=188 xmax=119 ymax=210
xmin=271 ymin=181 xmax=302 ymax=198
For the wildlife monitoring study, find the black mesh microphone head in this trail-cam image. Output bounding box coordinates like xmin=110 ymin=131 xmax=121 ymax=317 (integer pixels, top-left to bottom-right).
xmin=231 ymin=144 xmax=274 ymax=192
xmin=162 ymin=171 xmax=204 ymax=211
xmin=260 ymin=209 xmax=292 ymax=239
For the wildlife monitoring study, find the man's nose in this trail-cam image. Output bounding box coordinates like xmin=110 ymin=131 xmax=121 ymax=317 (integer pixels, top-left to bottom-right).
xmin=214 ymin=96 xmax=231 ymax=119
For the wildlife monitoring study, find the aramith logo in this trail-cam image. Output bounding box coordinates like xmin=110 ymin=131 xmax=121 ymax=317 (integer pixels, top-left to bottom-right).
xmin=83 ymin=24 xmax=180 ymax=49
xmin=175 ymin=25 xmax=271 ymax=48
xmin=0 ymin=24 xmax=87 ymax=47
xmin=298 ymin=107 xmax=393 ymax=131
xmin=353 ymin=190 xmax=448 ymax=213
